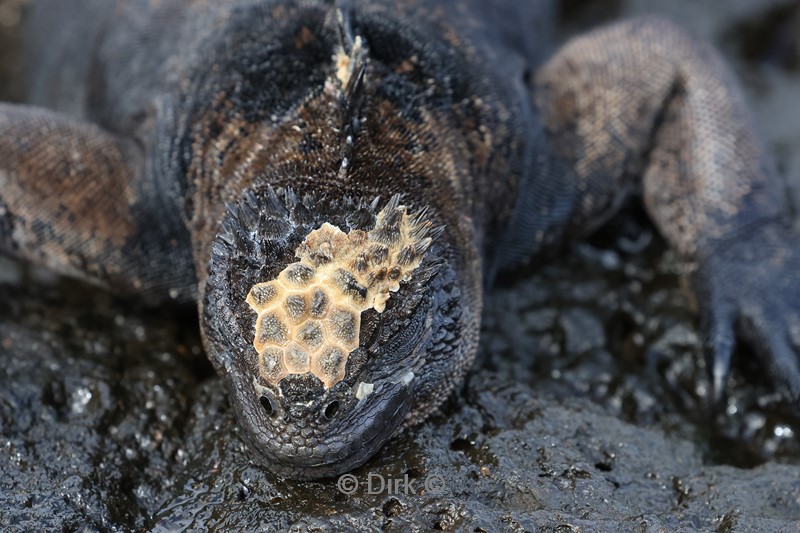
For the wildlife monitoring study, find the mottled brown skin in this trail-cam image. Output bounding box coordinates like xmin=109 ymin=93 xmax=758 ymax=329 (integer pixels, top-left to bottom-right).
xmin=1 ymin=0 xmax=798 ymax=479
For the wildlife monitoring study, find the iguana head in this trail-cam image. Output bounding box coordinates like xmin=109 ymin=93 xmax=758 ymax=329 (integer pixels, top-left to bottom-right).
xmin=203 ymin=188 xmax=473 ymax=479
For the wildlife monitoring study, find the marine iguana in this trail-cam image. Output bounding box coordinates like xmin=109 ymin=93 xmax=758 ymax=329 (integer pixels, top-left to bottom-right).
xmin=1 ymin=0 xmax=798 ymax=479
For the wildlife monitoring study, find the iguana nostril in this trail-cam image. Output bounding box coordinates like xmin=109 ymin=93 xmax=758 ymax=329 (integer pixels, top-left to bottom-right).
xmin=323 ymin=400 xmax=340 ymax=420
xmin=260 ymin=395 xmax=277 ymax=418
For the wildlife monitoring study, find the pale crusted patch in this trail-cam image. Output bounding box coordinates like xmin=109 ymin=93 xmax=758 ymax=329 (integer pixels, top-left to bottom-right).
xmin=247 ymin=201 xmax=434 ymax=389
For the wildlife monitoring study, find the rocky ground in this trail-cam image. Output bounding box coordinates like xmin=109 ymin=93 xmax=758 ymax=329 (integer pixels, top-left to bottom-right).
xmin=1 ymin=0 xmax=800 ymax=531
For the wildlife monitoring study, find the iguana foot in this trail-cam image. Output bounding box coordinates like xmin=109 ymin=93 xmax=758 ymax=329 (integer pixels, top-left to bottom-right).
xmin=694 ymin=223 xmax=800 ymax=405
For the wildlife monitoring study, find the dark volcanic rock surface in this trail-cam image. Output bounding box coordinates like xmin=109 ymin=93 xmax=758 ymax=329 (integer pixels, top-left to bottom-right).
xmin=1 ymin=0 xmax=800 ymax=531
xmin=1 ymin=258 xmax=799 ymax=532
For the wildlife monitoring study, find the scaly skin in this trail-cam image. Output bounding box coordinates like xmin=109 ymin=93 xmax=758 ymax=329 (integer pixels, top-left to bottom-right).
xmin=0 ymin=0 xmax=797 ymax=479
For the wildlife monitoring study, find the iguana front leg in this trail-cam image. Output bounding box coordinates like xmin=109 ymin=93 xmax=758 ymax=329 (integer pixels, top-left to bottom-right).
xmin=0 ymin=104 xmax=195 ymax=300
xmin=530 ymin=17 xmax=800 ymax=402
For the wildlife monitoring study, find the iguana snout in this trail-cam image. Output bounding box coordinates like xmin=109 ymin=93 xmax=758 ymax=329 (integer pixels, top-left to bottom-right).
xmin=202 ymin=189 xmax=468 ymax=478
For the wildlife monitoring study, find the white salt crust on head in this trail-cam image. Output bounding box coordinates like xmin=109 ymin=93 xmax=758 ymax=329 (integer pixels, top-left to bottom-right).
xmin=246 ymin=202 xmax=434 ymax=389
